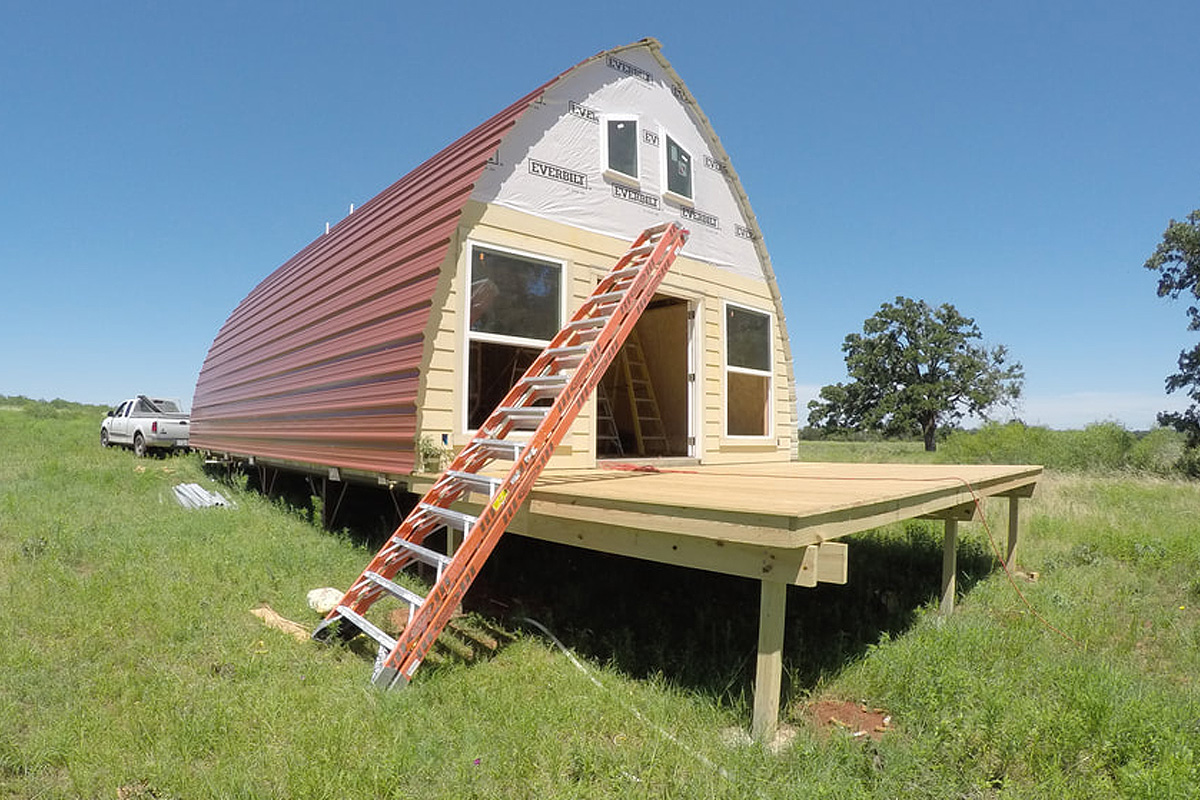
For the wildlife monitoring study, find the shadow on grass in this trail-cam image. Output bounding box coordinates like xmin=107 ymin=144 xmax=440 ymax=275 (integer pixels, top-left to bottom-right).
xmin=214 ymin=462 xmax=418 ymax=545
xmin=215 ymin=464 xmax=997 ymax=707
xmin=469 ymin=521 xmax=996 ymax=708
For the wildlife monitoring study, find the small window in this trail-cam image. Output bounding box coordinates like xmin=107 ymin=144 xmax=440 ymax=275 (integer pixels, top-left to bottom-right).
xmin=605 ymin=118 xmax=638 ymax=180
xmin=725 ymin=305 xmax=772 ymax=437
xmin=665 ymin=134 xmax=692 ymax=200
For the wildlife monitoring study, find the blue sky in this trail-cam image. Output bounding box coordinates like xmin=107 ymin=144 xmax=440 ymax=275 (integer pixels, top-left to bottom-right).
xmin=2 ymin=1 xmax=1197 ymax=429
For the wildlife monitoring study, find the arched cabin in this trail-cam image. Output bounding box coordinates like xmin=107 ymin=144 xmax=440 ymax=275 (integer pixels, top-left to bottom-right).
xmin=191 ymin=39 xmax=796 ymax=482
xmin=190 ymin=39 xmax=1044 ymax=741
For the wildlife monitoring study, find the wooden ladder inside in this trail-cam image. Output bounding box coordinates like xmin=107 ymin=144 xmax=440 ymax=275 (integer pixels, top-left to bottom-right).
xmin=619 ymin=329 xmax=669 ymax=456
xmin=595 ymin=375 xmax=625 ymax=457
xmin=312 ymin=222 xmax=689 ymax=688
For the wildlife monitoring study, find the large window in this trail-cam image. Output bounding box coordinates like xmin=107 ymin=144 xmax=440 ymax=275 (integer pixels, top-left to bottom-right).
xmin=604 ymin=117 xmax=638 ymax=181
xmin=466 ymin=245 xmax=562 ymax=430
xmin=725 ymin=303 xmax=772 ymax=437
xmin=664 ymin=134 xmax=693 ymax=201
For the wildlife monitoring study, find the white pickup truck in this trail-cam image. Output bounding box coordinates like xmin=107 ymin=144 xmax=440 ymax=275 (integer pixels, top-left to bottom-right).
xmin=100 ymin=396 xmax=190 ymax=456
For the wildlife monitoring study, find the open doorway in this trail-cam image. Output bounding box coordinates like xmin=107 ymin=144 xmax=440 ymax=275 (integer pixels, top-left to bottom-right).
xmin=596 ymin=294 xmax=692 ymax=459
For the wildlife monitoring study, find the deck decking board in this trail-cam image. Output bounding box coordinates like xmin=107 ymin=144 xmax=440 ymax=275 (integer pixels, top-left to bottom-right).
xmin=413 ymin=461 xmax=1042 ymax=548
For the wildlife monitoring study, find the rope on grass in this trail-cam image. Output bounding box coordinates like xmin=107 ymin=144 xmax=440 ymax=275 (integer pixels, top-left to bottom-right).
xmin=519 ymin=616 xmax=733 ymax=782
xmin=944 ymin=475 xmax=1085 ymax=650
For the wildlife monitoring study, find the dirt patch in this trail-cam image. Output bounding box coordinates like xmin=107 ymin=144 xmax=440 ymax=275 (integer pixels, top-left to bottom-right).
xmin=803 ymin=699 xmax=893 ymax=742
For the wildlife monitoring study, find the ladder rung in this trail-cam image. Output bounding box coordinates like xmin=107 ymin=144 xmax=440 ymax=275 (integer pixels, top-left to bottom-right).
xmin=517 ymin=373 xmax=569 ymax=389
xmin=333 ymin=605 xmax=397 ymax=652
xmin=565 ymin=316 xmax=610 ymax=331
xmin=589 ymin=290 xmax=627 ymax=305
xmin=516 ymin=374 xmax=569 ymax=401
xmin=607 ymin=265 xmax=643 ymax=281
xmin=380 ymin=534 xmax=453 ymax=572
xmin=444 ymin=470 xmax=503 ymax=497
xmin=364 ymin=570 xmax=428 ymax=608
xmin=469 ymin=438 xmax=524 ymax=460
xmin=417 ymin=503 xmax=477 ymax=533
xmin=498 ymin=405 xmax=549 ymax=430
xmin=549 ymin=343 xmax=590 ymax=357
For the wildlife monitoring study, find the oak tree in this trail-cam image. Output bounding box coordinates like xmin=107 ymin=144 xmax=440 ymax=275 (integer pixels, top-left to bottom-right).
xmin=1144 ymin=209 xmax=1200 ymax=452
xmin=808 ymin=297 xmax=1024 ymax=451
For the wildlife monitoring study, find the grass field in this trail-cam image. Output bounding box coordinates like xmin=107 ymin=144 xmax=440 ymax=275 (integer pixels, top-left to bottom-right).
xmin=2 ymin=401 xmax=1199 ymax=797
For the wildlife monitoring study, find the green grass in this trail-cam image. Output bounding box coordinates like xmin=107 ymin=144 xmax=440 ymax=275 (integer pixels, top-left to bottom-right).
xmin=801 ymin=421 xmax=1190 ymax=476
xmin=796 ymin=438 xmax=938 ymax=464
xmin=2 ymin=404 xmax=1199 ymax=797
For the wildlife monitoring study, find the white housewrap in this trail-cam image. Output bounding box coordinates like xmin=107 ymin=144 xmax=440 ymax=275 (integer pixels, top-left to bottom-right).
xmin=472 ymin=45 xmax=764 ymax=281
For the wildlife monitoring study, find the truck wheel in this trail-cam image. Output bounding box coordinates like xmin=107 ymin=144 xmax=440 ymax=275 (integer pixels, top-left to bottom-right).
xmin=133 ymin=432 xmax=147 ymax=458
xmin=101 ymin=429 xmax=110 ymax=448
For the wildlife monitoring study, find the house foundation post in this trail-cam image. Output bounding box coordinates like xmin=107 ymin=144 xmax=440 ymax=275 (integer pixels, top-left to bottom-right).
xmin=1007 ymin=496 xmax=1021 ymax=571
xmin=940 ymin=518 xmax=958 ymax=615
xmin=752 ymin=578 xmax=788 ymax=742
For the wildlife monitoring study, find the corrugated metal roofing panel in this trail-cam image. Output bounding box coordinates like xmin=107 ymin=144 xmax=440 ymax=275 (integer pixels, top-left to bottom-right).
xmin=191 ymin=75 xmax=560 ymax=476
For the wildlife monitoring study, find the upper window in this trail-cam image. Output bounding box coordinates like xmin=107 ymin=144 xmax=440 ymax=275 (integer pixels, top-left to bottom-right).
xmin=665 ymin=134 xmax=693 ymax=200
xmin=727 ymin=306 xmax=771 ymax=372
xmin=604 ymin=117 xmax=638 ymax=181
xmin=725 ymin=304 xmax=773 ymax=437
xmin=469 ymin=246 xmax=561 ymax=341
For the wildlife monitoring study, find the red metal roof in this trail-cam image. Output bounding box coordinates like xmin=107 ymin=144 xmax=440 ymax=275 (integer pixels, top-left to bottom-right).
xmin=190 ymin=75 xmax=560 ymax=475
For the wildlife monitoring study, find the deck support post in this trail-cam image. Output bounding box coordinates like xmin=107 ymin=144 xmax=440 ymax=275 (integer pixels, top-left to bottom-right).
xmin=752 ymin=578 xmax=787 ymax=742
xmin=940 ymin=518 xmax=958 ymax=615
xmin=1006 ymin=496 xmax=1021 ymax=571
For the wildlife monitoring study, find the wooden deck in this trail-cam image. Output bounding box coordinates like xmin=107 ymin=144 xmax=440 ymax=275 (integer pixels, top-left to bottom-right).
xmin=411 ymin=461 xmax=1042 ymax=741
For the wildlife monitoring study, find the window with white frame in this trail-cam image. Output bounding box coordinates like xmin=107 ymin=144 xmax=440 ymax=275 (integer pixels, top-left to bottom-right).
xmin=664 ymin=133 xmax=693 ymax=201
xmin=725 ymin=303 xmax=772 ymax=437
xmin=466 ymin=244 xmax=562 ymax=430
xmin=603 ymin=116 xmax=639 ymax=182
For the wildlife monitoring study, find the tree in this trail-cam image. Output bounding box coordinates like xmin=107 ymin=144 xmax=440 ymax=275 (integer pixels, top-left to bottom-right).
xmin=808 ymin=297 xmax=1024 ymax=451
xmin=1144 ymin=209 xmax=1200 ymax=451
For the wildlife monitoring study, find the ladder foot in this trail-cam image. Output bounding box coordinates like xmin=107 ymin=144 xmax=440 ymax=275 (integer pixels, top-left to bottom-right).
xmin=312 ymin=614 xmax=360 ymax=644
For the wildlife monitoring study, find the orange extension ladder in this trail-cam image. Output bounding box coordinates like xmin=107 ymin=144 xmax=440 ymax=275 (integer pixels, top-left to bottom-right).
xmin=313 ymin=222 xmax=689 ymax=688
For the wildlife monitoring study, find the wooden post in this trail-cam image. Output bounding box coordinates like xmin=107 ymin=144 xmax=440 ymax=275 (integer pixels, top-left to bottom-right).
xmin=940 ymin=518 xmax=958 ymax=615
xmin=752 ymin=579 xmax=787 ymax=742
xmin=446 ymin=528 xmax=463 ymax=557
xmin=1006 ymin=496 xmax=1020 ymax=571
